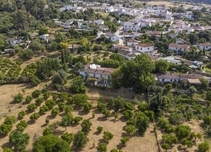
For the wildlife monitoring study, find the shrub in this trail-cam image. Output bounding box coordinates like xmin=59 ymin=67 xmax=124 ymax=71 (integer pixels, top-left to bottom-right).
xmin=97 ymin=126 xmax=103 ymax=134
xmin=39 ymin=105 xmax=49 ymax=115
xmin=35 ymin=97 xmax=44 ymax=105
xmin=4 ymin=116 xmax=17 ymax=125
xmin=18 ymin=110 xmax=27 ymax=119
xmin=43 ymin=91 xmax=51 ymax=100
xmin=51 ymin=107 xmax=60 ymax=117
xmin=30 ymin=113 xmax=40 ymax=121
xmin=73 ymin=116 xmax=83 ymax=124
xmin=103 ymin=131 xmax=113 ymax=141
xmin=61 ymin=132 xmax=73 ymax=144
xmin=81 ymin=119 xmax=92 ymax=135
xmin=198 ymin=141 xmax=210 ymax=152
xmin=121 ymin=136 xmax=130 ymax=145
xmin=27 ymin=103 xmax=37 ymax=112
xmin=14 ymin=93 xmax=24 ymax=103
xmin=43 ymin=127 xmax=53 ymax=136
xmin=97 ymin=143 xmax=107 ymax=152
xmin=45 ymin=100 xmax=56 ymax=109
xmin=0 ymin=123 xmax=13 ymax=134
xmin=25 ymin=95 xmax=33 ymax=103
xmin=16 ymin=120 xmax=27 ymax=132
xmin=32 ymin=89 xmax=41 ymax=98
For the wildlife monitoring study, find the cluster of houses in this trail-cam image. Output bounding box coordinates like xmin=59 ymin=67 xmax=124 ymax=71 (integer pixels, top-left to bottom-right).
xmin=79 ymin=64 xmax=205 ymax=86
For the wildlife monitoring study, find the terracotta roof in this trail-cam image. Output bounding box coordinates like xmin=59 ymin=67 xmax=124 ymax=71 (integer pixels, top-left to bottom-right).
xmin=83 ymin=67 xmax=115 ymax=76
xmin=127 ymin=53 xmax=136 ymax=57
xmin=199 ymin=43 xmax=211 ymax=47
xmin=179 ymin=74 xmax=202 ymax=79
xmin=158 ymin=73 xmax=180 ymax=79
xmin=118 ymin=50 xmax=130 ymax=55
xmin=169 ymin=43 xmax=190 ymax=49
xmin=135 ymin=43 xmax=153 ymax=47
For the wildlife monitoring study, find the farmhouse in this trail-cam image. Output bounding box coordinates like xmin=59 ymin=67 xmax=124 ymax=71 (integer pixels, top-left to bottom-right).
xmin=79 ymin=64 xmax=115 ymax=86
xmin=168 ymin=43 xmax=190 ymax=54
xmin=158 ymin=73 xmax=180 ymax=83
xmin=134 ymin=43 xmax=154 ymax=53
xmin=198 ymin=43 xmax=211 ymax=51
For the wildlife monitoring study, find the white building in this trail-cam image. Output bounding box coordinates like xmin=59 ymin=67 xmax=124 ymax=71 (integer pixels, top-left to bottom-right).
xmin=158 ymin=73 xmax=180 ymax=83
xmin=168 ymin=43 xmax=190 ymax=54
xmin=199 ymin=43 xmax=211 ymax=51
xmin=110 ymin=35 xmax=120 ymax=42
xmin=79 ymin=64 xmax=115 ymax=85
xmin=94 ymin=19 xmax=104 ymax=25
xmin=123 ymin=20 xmax=141 ymax=32
xmin=135 ymin=43 xmax=154 ymax=53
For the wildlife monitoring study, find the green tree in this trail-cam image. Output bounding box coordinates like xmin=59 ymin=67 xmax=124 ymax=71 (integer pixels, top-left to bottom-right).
xmin=4 ymin=116 xmax=17 ymax=125
xmin=97 ymin=126 xmax=103 ymax=134
xmin=123 ymin=125 xmax=136 ymax=135
xmin=136 ymin=112 xmax=150 ymax=136
xmin=188 ymin=32 xmax=199 ymax=45
xmin=117 ymin=54 xmax=155 ymax=93
xmin=0 ymin=123 xmax=13 ymax=134
xmin=32 ymin=134 xmax=70 ymax=152
xmin=27 ymin=103 xmax=37 ymax=112
xmin=81 ymin=119 xmax=92 ymax=135
xmin=51 ymin=107 xmax=60 ymax=117
xmin=61 ymin=113 xmax=74 ymax=130
xmin=18 ymin=110 xmax=27 ymax=119
xmin=73 ymin=131 xmax=89 ymax=149
xmin=13 ymin=93 xmax=24 ymax=103
xmin=97 ymin=143 xmax=107 ymax=152
xmin=43 ymin=127 xmax=53 ymax=136
xmin=103 ymin=131 xmax=113 ymax=141
xmin=198 ymin=141 xmax=210 ymax=152
xmin=175 ymin=125 xmax=191 ymax=140
xmin=154 ymin=60 xmax=169 ymax=73
xmin=30 ymin=113 xmax=40 ymax=121
xmin=3 ymin=147 xmax=13 ymax=152
xmin=9 ymin=130 xmax=30 ymax=151
xmin=61 ymin=132 xmax=73 ymax=144
xmin=69 ymin=76 xmax=86 ymax=93
xmin=121 ymin=137 xmax=130 ymax=145
xmin=16 ymin=120 xmax=28 ymax=132
xmin=25 ymin=95 xmax=33 ymax=103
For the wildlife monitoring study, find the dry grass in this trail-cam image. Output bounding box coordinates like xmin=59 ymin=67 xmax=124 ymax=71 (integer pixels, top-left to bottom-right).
xmin=0 ymin=83 xmax=153 ymax=152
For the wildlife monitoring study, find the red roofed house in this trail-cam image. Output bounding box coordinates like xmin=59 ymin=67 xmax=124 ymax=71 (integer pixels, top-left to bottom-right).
xmin=169 ymin=43 xmax=190 ymax=54
xmin=198 ymin=43 xmax=211 ymax=51
xmin=134 ymin=43 xmax=154 ymax=53
xmin=79 ymin=64 xmax=115 ymax=86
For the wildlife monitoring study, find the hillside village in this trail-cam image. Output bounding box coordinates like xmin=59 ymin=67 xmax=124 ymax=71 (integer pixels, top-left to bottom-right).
xmin=1 ymin=0 xmax=211 ymax=152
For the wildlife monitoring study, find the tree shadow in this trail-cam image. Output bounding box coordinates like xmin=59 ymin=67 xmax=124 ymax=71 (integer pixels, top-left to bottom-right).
xmin=93 ymin=108 xmax=101 ymax=114
xmin=97 ymin=139 xmax=108 ymax=144
xmin=27 ymin=120 xmax=36 ymax=125
xmin=121 ymin=132 xmax=129 ymax=137
xmin=1 ymin=142 xmax=13 ymax=149
xmin=41 ymin=123 xmax=48 ymax=128
xmin=0 ymin=133 xmax=8 ymax=139
xmin=116 ymin=143 xmax=125 ymax=150
xmin=119 ymin=116 xmax=127 ymax=122
xmin=177 ymin=145 xmax=187 ymax=152
xmin=78 ymin=110 xmax=89 ymax=116
xmin=59 ymin=112 xmax=65 ymax=117
xmin=53 ymin=129 xmax=65 ymax=136
xmin=97 ymin=116 xmax=107 ymax=121
xmin=46 ymin=115 xmax=56 ymax=120
xmin=94 ymin=131 xmax=101 ymax=135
